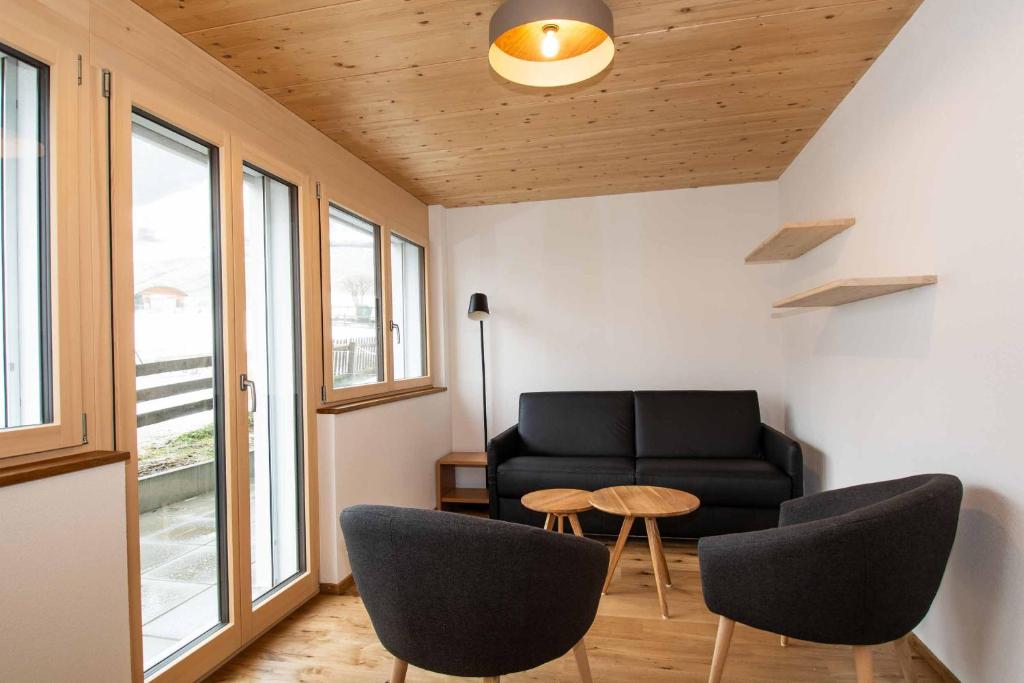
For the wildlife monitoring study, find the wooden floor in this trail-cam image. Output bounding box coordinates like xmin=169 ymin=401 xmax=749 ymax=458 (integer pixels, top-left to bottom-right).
xmin=210 ymin=540 xmax=946 ymax=682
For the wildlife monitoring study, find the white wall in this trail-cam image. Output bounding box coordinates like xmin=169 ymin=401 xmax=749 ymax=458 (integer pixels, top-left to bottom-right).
xmin=778 ymin=0 xmax=1024 ymax=680
xmin=438 ymin=183 xmax=788 ymax=453
xmin=0 ymin=463 xmax=132 ymax=682
xmin=317 ymin=392 xmax=452 ymax=582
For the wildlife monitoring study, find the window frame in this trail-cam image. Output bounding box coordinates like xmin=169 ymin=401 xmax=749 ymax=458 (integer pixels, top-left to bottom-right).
xmin=229 ymin=139 xmax=319 ymax=640
xmin=128 ymin=106 xmax=232 ymax=677
xmin=238 ymin=159 xmax=308 ymax=604
xmin=0 ymin=28 xmax=84 ymax=460
xmin=318 ymin=194 xmax=432 ymax=405
xmin=320 ymin=200 xmax=387 ymax=401
xmin=383 ymin=226 xmax=431 ymax=392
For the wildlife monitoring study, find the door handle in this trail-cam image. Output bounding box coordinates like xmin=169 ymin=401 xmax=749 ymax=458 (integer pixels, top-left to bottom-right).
xmin=240 ymin=373 xmax=257 ymax=414
xmin=390 ymin=320 xmax=401 ymax=344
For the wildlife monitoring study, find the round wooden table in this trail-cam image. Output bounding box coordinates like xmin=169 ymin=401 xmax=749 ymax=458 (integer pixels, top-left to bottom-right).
xmin=521 ymin=488 xmax=594 ymax=537
xmin=589 ymin=485 xmax=700 ymax=619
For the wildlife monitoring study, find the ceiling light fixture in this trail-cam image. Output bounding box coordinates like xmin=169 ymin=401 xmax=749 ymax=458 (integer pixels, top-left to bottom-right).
xmin=488 ymin=0 xmax=615 ymax=88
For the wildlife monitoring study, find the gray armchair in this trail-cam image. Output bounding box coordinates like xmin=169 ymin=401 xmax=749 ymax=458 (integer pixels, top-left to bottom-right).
xmin=341 ymin=505 xmax=608 ymax=683
xmin=698 ymin=474 xmax=962 ymax=682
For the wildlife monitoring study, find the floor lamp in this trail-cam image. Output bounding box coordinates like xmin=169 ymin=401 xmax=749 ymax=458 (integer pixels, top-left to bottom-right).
xmin=467 ymin=293 xmax=490 ymax=451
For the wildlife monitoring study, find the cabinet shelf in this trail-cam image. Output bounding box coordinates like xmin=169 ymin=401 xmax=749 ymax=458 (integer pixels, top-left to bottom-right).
xmin=746 ymin=219 xmax=856 ymax=263
xmin=774 ymin=276 xmax=937 ymax=308
xmin=440 ymin=487 xmax=489 ymax=505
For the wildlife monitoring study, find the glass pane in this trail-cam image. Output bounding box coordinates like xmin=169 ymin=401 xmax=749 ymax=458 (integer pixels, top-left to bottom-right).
xmin=390 ymin=235 xmax=426 ymax=380
xmin=242 ymin=165 xmax=304 ymax=602
xmin=328 ymin=205 xmax=382 ymax=389
xmin=131 ymin=112 xmax=226 ymax=672
xmin=0 ymin=45 xmax=51 ymax=430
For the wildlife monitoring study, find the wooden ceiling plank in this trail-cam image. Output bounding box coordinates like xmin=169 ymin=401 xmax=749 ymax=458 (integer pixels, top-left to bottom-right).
xmin=303 ymin=60 xmax=862 ymax=141
xmin=354 ymin=114 xmax=825 ymax=176
xmin=437 ymin=169 xmax=785 ymax=207
xmin=136 ymin=0 xmax=360 ymax=35
xmin=322 ymin=79 xmax=851 ymax=156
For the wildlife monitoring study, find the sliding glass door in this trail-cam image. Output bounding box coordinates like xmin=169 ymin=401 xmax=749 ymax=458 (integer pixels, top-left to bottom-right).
xmin=240 ymin=165 xmax=304 ymax=604
xmin=116 ymin=85 xmax=316 ymax=680
xmin=130 ymin=112 xmax=227 ymax=672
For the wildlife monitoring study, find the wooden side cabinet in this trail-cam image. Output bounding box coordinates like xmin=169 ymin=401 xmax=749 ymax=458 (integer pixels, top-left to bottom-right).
xmin=435 ymin=452 xmax=489 ymax=517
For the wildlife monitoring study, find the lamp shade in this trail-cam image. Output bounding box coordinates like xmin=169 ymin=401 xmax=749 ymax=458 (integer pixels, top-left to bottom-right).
xmin=467 ymin=293 xmax=490 ymax=321
xmin=489 ymin=0 xmax=615 ymax=88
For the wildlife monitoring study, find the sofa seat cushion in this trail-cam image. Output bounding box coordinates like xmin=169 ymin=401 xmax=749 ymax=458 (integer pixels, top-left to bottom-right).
xmin=496 ymin=456 xmax=635 ymax=499
xmin=636 ymin=458 xmax=791 ymax=507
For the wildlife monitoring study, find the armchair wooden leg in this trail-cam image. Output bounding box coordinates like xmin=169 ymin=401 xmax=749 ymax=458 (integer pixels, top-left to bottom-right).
xmin=708 ymin=616 xmax=735 ymax=683
xmin=603 ymin=516 xmax=635 ymax=594
xmin=390 ymin=657 xmax=408 ymax=683
xmin=853 ymin=646 xmax=874 ymax=683
xmin=573 ymin=640 xmax=593 ymax=683
xmin=780 ymin=635 xmax=789 ymax=647
xmin=892 ymin=636 xmax=916 ymax=683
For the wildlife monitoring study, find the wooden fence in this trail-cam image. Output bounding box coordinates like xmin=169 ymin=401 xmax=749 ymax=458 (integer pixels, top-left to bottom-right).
xmin=332 ymin=338 xmax=378 ymax=379
xmin=136 ymin=355 xmax=214 ymax=428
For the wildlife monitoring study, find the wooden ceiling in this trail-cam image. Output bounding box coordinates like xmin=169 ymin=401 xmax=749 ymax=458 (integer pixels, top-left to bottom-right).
xmin=133 ymin=0 xmax=923 ymax=207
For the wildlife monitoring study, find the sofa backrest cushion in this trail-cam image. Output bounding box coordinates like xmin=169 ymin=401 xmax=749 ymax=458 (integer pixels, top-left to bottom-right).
xmin=519 ymin=392 xmax=635 ymax=457
xmin=635 ymin=390 xmax=761 ymax=458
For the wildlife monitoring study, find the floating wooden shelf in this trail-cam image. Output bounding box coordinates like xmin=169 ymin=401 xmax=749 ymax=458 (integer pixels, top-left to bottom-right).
xmin=774 ymin=276 xmax=937 ymax=308
xmin=746 ymin=218 xmax=856 ymax=263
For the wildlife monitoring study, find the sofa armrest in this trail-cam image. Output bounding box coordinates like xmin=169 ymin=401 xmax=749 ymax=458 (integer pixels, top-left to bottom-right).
xmin=486 ymin=424 xmax=521 ymax=518
xmin=761 ymin=424 xmax=803 ymax=498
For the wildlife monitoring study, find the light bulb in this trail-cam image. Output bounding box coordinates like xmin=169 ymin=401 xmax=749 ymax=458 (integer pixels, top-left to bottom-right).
xmin=541 ymin=25 xmax=560 ymax=58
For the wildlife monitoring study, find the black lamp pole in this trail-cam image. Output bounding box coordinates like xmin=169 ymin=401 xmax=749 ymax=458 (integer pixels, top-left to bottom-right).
xmin=467 ymin=293 xmax=490 ymax=450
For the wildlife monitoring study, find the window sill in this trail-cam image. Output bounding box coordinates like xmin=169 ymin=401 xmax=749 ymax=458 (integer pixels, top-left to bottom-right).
xmin=317 ymin=386 xmax=447 ymax=415
xmin=0 ymin=450 xmax=130 ymax=488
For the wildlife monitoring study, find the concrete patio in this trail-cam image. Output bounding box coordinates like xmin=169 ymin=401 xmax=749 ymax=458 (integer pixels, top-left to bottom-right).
xmin=139 ymin=492 xmax=221 ymax=669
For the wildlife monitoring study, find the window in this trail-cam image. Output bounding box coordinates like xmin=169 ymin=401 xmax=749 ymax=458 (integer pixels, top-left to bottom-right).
xmin=327 ymin=205 xmax=383 ymax=390
xmin=241 ymin=164 xmax=305 ymax=602
xmin=130 ymin=111 xmax=228 ymax=672
xmin=390 ymin=234 xmax=427 ymax=380
xmin=0 ymin=44 xmax=50 ymax=431
xmin=320 ymin=198 xmax=431 ymax=403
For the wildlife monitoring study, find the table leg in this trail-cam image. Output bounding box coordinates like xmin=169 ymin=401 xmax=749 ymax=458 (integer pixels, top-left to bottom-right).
xmin=603 ymin=516 xmax=635 ymax=594
xmin=648 ymin=518 xmax=671 ymax=587
xmin=543 ymin=514 xmax=554 ymax=531
xmin=568 ymin=513 xmax=585 ymax=537
xmin=557 ymin=515 xmax=565 ymax=533
xmin=645 ymin=517 xmax=670 ymax=618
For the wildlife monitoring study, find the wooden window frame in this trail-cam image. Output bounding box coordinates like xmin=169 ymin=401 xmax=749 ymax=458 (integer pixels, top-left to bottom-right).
xmin=112 ymin=80 xmax=323 ymax=683
xmin=319 ymin=193 xmax=433 ymax=405
xmin=383 ymin=226 xmax=432 ymax=393
xmin=228 ymin=139 xmax=320 ymax=640
xmin=0 ymin=24 xmax=85 ymax=461
xmin=110 ymin=81 xmax=244 ymax=683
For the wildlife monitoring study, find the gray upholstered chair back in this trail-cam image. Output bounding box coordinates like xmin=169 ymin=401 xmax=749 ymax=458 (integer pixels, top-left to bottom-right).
xmin=341 ymin=505 xmax=608 ymax=677
xmin=699 ymin=474 xmax=962 ymax=645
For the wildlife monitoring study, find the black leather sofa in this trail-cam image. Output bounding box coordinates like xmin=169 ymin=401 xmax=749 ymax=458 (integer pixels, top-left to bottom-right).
xmin=487 ymin=391 xmax=803 ymax=538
